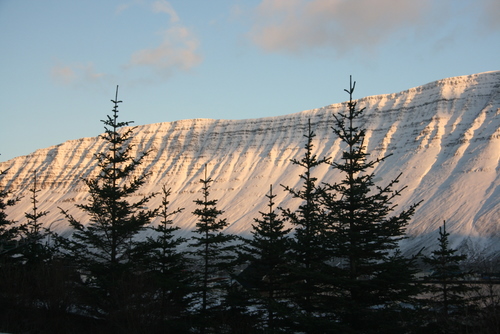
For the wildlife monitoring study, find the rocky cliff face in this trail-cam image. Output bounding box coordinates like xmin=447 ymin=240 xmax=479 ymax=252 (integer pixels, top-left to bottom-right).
xmin=2 ymin=71 xmax=499 ymax=257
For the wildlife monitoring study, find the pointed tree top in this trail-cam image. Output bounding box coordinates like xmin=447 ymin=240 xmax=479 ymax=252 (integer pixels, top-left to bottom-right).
xmin=111 ymin=85 xmax=122 ymax=105
xmin=344 ymin=75 xmax=356 ymax=95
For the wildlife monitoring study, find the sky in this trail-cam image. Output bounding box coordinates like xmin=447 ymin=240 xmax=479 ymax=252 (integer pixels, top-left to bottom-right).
xmin=1 ymin=0 xmax=499 ymax=162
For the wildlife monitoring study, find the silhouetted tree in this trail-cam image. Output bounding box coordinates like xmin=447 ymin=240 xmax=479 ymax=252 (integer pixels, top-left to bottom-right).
xmin=134 ymin=185 xmax=192 ymax=330
xmin=322 ymin=77 xmax=421 ymax=333
xmin=463 ymin=256 xmax=500 ymax=334
xmin=0 ymin=168 xmax=22 ymax=331
xmin=17 ymin=170 xmax=53 ymax=264
xmin=0 ymin=168 xmax=19 ymax=257
xmin=188 ymin=164 xmax=238 ymax=333
xmin=0 ymin=171 xmax=76 ymax=333
xmin=59 ymin=86 xmax=157 ymax=327
xmin=280 ymin=119 xmax=336 ymax=332
xmin=239 ymin=184 xmax=292 ymax=333
xmin=422 ymin=221 xmax=478 ymax=332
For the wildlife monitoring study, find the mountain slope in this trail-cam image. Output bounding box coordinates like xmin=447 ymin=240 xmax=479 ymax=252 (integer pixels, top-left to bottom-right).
xmin=1 ymin=71 xmax=499 ymax=257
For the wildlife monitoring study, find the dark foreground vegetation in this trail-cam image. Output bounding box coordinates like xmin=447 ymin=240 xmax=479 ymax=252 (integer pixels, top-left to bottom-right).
xmin=1 ymin=81 xmax=499 ymax=333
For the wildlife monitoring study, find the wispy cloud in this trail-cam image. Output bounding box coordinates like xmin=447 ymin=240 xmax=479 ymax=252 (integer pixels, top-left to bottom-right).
xmin=51 ymin=61 xmax=107 ymax=86
xmin=151 ymin=0 xmax=179 ymax=22
xmin=51 ymin=64 xmax=76 ymax=85
xmin=248 ymin=0 xmax=433 ymax=55
xmin=116 ymin=0 xmax=179 ymax=22
xmin=55 ymin=1 xmax=201 ymax=87
xmin=115 ymin=0 xmax=145 ymax=15
xmin=125 ymin=25 xmax=202 ymax=77
xmin=248 ymin=0 xmax=500 ymax=56
xmin=481 ymin=0 xmax=500 ymax=30
xmin=124 ymin=1 xmax=202 ymax=78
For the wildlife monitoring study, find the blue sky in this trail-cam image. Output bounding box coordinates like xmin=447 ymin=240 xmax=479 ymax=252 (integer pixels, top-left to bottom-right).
xmin=1 ymin=0 xmax=499 ymax=162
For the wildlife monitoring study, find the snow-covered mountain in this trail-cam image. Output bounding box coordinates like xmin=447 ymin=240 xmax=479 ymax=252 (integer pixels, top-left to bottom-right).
xmin=1 ymin=71 xmax=499 ymax=259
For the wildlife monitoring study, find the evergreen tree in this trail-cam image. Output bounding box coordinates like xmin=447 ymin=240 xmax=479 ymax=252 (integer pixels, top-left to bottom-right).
xmin=17 ymin=170 xmax=52 ymax=264
xmin=134 ymin=185 xmax=191 ymax=329
xmin=282 ymin=120 xmax=342 ymax=333
xmin=239 ymin=184 xmax=291 ymax=333
xmin=280 ymin=119 xmax=335 ymax=332
xmin=0 ymin=168 xmax=19 ymax=256
xmin=188 ymin=164 xmax=238 ymax=333
xmin=59 ymin=86 xmax=157 ymax=325
xmin=0 ymin=168 xmax=21 ymax=325
xmin=323 ymin=77 xmax=421 ymax=333
xmin=422 ymin=221 xmax=477 ymax=332
xmin=13 ymin=170 xmax=62 ymax=314
xmin=0 ymin=171 xmax=73 ymax=333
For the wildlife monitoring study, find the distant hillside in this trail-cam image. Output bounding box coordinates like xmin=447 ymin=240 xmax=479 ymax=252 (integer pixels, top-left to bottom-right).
xmin=1 ymin=71 xmax=499 ymax=258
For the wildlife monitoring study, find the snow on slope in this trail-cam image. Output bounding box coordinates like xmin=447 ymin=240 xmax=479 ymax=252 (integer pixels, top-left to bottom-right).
xmin=1 ymin=71 xmax=499 ymax=257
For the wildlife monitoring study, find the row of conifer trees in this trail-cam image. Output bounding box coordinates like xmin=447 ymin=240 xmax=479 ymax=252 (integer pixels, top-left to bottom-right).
xmin=0 ymin=80 xmax=497 ymax=333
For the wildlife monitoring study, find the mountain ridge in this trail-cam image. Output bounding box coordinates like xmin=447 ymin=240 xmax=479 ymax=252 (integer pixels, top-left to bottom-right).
xmin=1 ymin=71 xmax=499 ymax=258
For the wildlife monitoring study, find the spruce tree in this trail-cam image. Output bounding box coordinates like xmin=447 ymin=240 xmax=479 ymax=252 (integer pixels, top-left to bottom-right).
xmin=323 ymin=77 xmax=421 ymax=333
xmin=0 ymin=169 xmax=19 ymax=256
xmin=18 ymin=170 xmax=52 ymax=264
xmin=134 ymin=185 xmax=191 ymax=328
xmin=280 ymin=119 xmax=336 ymax=332
xmin=239 ymin=184 xmax=291 ymax=333
xmin=422 ymin=221 xmax=477 ymax=332
xmin=13 ymin=170 xmax=74 ymax=321
xmin=188 ymin=164 xmax=238 ymax=333
xmin=0 ymin=168 xmax=21 ymax=324
xmin=59 ymin=86 xmax=156 ymax=324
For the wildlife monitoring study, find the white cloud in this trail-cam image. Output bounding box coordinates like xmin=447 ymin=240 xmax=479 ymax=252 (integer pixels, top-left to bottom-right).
xmin=481 ymin=0 xmax=500 ymax=30
xmin=116 ymin=0 xmax=180 ymax=23
xmin=119 ymin=1 xmax=201 ymax=78
xmin=81 ymin=63 xmax=106 ymax=81
xmin=51 ymin=62 xmax=106 ymax=86
xmin=249 ymin=0 xmax=500 ymax=57
xmin=151 ymin=0 xmax=179 ymax=23
xmin=115 ymin=0 xmax=145 ymax=15
xmin=126 ymin=25 xmax=202 ymax=77
xmin=51 ymin=64 xmax=77 ymax=85
xmin=249 ymin=0 xmax=432 ymax=55
xmin=57 ymin=1 xmax=201 ymax=86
